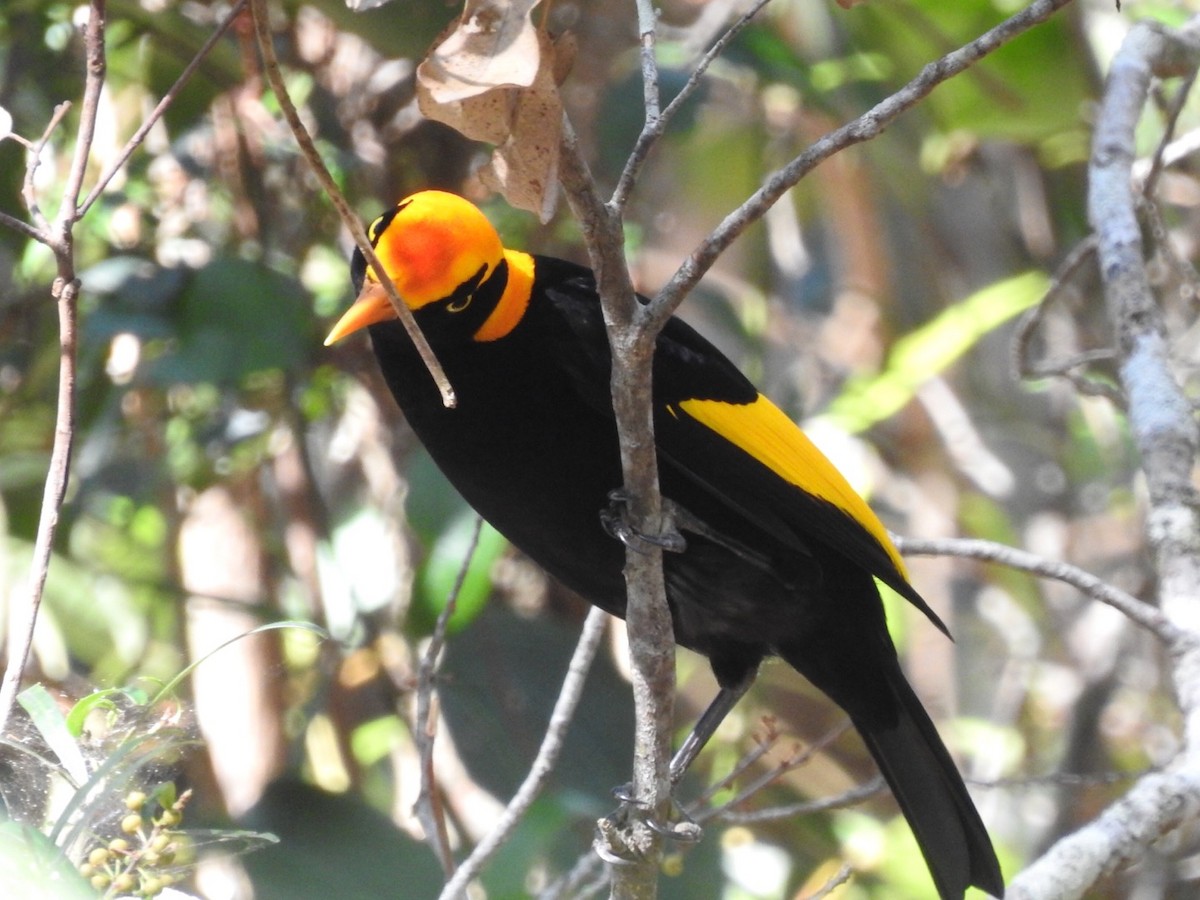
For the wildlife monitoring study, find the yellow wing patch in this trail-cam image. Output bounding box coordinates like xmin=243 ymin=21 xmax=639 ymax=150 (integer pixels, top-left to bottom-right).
xmin=677 ymin=395 xmax=908 ymax=578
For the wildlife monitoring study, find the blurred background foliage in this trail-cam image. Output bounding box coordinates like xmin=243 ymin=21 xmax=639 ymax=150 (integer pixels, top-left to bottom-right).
xmin=2 ymin=0 xmax=1199 ymax=897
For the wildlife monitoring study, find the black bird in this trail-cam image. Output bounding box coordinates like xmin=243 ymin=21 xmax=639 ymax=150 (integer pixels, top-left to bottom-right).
xmin=326 ymin=190 xmax=1004 ymax=899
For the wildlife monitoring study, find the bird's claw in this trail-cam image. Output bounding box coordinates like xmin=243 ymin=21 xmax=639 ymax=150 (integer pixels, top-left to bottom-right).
xmin=609 ymin=782 xmax=703 ymax=844
xmin=600 ymin=490 xmax=687 ymax=554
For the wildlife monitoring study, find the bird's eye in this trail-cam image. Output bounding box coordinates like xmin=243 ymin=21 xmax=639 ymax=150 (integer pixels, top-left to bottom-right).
xmin=444 ymin=263 xmax=488 ymax=313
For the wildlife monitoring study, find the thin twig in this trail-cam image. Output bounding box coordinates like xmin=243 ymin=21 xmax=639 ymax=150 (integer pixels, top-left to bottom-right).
xmin=689 ymin=722 xmax=783 ymax=807
xmin=0 ymin=1 xmax=106 ymax=734
xmin=0 ymin=208 xmax=50 ymax=244
xmin=1141 ymin=68 xmax=1197 ymax=199
xmin=246 ymin=0 xmax=456 ymax=409
xmin=0 ymin=278 xmax=80 ymax=735
xmin=539 ymin=850 xmax=608 ymax=900
xmin=1012 ymin=236 xmax=1128 ymax=405
xmin=438 ymin=608 xmax=609 ymax=900
xmin=649 ymin=0 xmax=1076 ymax=332
xmin=57 ymin=0 xmax=107 ymax=239
xmin=77 ymin=0 xmax=248 ymax=218
xmin=21 ymin=101 xmax=74 ymax=238
xmin=806 ymin=863 xmax=855 ymax=900
xmin=413 ymin=515 xmax=485 ymax=876
xmin=690 ymin=720 xmax=854 ymax=826
xmin=612 ymin=0 xmax=772 ymax=211
xmin=895 ymin=535 xmax=1192 ymax=650
xmin=719 ymin=777 xmax=886 ymax=826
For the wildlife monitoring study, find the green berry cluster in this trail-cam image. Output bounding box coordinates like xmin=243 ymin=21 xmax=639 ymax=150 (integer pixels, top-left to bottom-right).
xmin=77 ymin=788 xmax=192 ymax=898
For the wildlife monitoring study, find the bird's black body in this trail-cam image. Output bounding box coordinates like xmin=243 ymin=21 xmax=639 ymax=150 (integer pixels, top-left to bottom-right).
xmin=335 ymin=193 xmax=1003 ymax=899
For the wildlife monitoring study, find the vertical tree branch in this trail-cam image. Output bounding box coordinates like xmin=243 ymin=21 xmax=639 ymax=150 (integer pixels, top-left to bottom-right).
xmin=414 ymin=516 xmax=485 ymax=876
xmin=76 ymin=0 xmax=247 ymax=218
xmin=0 ymin=0 xmax=107 ymax=733
xmin=558 ymin=119 xmax=675 ymax=900
xmin=1008 ymin=16 xmax=1200 ymax=899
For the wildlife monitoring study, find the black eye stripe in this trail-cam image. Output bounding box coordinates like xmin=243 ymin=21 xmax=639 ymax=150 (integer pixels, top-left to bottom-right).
xmin=444 ymin=263 xmax=489 ymax=312
xmin=368 ymin=199 xmax=409 ymax=246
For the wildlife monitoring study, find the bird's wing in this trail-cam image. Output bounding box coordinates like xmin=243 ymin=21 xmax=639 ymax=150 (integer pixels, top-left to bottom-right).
xmin=536 ymin=264 xmax=946 ymax=633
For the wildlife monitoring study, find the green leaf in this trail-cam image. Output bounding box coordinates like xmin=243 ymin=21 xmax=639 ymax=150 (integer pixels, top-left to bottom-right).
xmin=241 ymin=779 xmax=444 ymax=900
xmin=17 ymin=686 xmax=88 ymax=786
xmin=144 ymin=258 xmax=313 ymax=386
xmin=410 ymin=512 xmax=506 ymax=636
xmin=0 ymin=821 xmax=95 ymax=900
xmin=824 ymin=271 xmax=1049 ymax=434
xmin=63 ymin=689 xmax=126 ymax=738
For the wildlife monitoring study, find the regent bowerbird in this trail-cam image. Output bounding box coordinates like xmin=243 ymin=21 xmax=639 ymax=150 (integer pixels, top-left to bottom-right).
xmin=325 ymin=190 xmax=1004 ymax=899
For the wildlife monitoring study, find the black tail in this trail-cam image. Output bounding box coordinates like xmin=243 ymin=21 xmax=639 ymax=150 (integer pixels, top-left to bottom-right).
xmin=780 ymin=644 xmax=1003 ymax=899
xmin=856 ymin=674 xmax=1003 ymax=899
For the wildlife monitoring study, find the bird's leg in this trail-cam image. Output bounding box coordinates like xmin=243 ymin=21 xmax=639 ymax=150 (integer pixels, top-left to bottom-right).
xmin=607 ymin=672 xmax=753 ymax=845
xmin=666 ymin=501 xmax=775 ymax=571
xmin=600 ymin=489 xmax=687 ymax=554
xmin=670 ymin=678 xmax=753 ymax=784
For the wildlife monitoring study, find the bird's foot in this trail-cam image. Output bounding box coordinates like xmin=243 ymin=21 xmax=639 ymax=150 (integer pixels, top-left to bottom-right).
xmin=609 ymin=782 xmax=702 ymax=844
xmin=600 ymin=490 xmax=687 ymax=554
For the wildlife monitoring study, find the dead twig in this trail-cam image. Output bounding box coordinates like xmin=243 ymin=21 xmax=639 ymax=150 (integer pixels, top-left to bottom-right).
xmin=0 ymin=0 xmax=108 ymax=735
xmin=413 ymin=515 xmax=484 ymax=876
xmin=438 ymin=608 xmax=608 ymax=899
xmin=895 ymin=535 xmax=1193 ymax=650
xmin=246 ymin=0 xmax=456 ymax=409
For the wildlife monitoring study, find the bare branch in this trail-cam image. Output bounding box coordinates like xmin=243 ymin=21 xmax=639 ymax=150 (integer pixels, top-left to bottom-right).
xmin=1008 ymin=772 xmax=1200 ymax=899
xmin=649 ymin=0 xmax=1076 ymax=331
xmin=1006 ymin=17 xmax=1200 ymax=897
xmin=413 ymin=516 xmax=485 ymax=876
xmin=438 ymin=608 xmax=608 ymax=899
xmin=806 ymin=863 xmax=855 ymax=900
xmin=246 ymin=0 xmax=457 ymax=409
xmin=0 ymin=276 xmax=79 ymax=732
xmin=1012 ymin=237 xmax=1128 ymax=404
xmin=1085 ymin=17 xmax=1200 ymax=720
xmin=611 ymin=0 xmax=772 ymax=212
xmin=539 ymin=851 xmax=607 ymax=900
xmin=0 ymin=0 xmax=108 ymax=734
xmin=56 ymin=0 xmax=107 ymax=242
xmin=558 ymin=113 xmax=678 ymax=899
xmin=720 ymin=778 xmax=886 ymax=826
xmin=20 ymin=101 xmax=73 ymax=237
xmin=634 ymin=0 xmax=661 ymax=126
xmin=77 ymin=0 xmax=248 ymax=218
xmin=894 ymin=536 xmax=1193 ymax=650
xmin=0 ymin=208 xmax=50 ymax=244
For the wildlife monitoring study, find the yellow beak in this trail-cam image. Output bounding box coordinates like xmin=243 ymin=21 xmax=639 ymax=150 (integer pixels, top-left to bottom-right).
xmin=324 ymin=281 xmax=398 ymax=346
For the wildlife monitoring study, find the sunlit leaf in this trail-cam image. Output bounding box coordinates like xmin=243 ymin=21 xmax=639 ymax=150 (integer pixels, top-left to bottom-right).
xmin=823 ymin=271 xmax=1050 ymax=434
xmin=17 ymin=685 xmax=88 ymax=786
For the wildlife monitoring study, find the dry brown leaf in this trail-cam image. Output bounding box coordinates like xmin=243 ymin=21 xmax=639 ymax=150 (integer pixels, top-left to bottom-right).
xmin=418 ymin=0 xmax=542 ymax=103
xmin=477 ymin=31 xmax=562 ymax=221
xmin=417 ymin=3 xmax=567 ymax=221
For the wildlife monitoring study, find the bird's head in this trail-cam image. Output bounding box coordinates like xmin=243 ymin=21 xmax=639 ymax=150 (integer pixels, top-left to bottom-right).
xmin=325 ymin=190 xmax=515 ymax=345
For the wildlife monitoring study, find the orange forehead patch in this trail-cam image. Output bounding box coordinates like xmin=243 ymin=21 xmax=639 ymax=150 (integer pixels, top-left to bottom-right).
xmin=371 ymin=194 xmax=503 ymax=310
xmin=392 ymin=222 xmax=458 ymax=299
